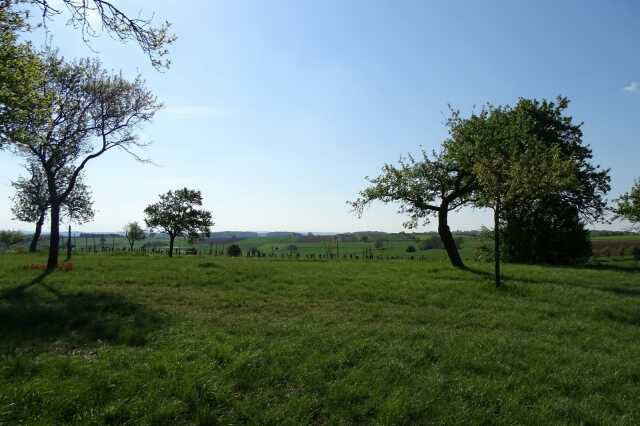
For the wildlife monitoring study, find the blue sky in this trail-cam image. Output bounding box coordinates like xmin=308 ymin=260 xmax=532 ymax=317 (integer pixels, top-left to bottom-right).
xmin=0 ymin=0 xmax=638 ymax=232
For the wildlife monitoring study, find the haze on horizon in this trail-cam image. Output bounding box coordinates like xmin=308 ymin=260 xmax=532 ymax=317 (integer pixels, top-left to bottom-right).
xmin=1 ymin=0 xmax=638 ymax=233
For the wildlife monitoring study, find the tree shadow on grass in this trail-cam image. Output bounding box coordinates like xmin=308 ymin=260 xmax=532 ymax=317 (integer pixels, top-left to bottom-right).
xmin=0 ymin=278 xmax=168 ymax=352
xmin=462 ymin=264 xmax=640 ymax=298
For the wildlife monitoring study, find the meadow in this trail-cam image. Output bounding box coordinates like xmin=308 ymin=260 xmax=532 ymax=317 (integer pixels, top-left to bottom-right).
xmin=1 ymin=252 xmax=640 ymax=424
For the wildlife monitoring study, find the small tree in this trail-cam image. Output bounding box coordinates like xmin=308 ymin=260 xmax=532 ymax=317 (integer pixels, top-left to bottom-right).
xmin=0 ymin=230 xmax=24 ymax=250
xmin=374 ymin=239 xmax=386 ymax=250
xmin=615 ymin=179 xmax=640 ymax=231
xmin=124 ymin=221 xmax=146 ymax=250
xmin=11 ymin=161 xmax=94 ymax=252
xmin=144 ymin=188 xmax=213 ymax=257
xmin=226 ymin=244 xmax=242 ymax=257
xmin=350 ymin=144 xmax=474 ymax=269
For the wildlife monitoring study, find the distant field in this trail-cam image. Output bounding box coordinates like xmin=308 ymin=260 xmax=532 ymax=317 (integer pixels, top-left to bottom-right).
xmin=1 ymin=253 xmax=640 ymax=424
xmin=11 ymin=231 xmax=640 ymax=260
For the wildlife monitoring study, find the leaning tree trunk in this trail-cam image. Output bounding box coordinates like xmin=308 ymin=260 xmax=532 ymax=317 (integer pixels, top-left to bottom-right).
xmin=437 ymin=207 xmax=465 ymax=268
xmin=47 ymin=203 xmax=61 ymax=270
xmin=29 ymin=209 xmax=46 ymax=252
xmin=494 ymin=199 xmax=501 ymax=288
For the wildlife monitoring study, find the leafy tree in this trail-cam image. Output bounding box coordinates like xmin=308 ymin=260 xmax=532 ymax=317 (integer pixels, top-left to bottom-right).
xmin=495 ymin=98 xmax=609 ymax=264
xmin=0 ymin=4 xmax=46 ymax=151
xmin=124 ymin=221 xmax=146 ymax=250
xmin=18 ymin=0 xmax=176 ymax=69
xmin=11 ymin=161 xmax=94 ymax=252
xmin=226 ymin=244 xmax=242 ymax=257
xmin=144 ymin=188 xmax=213 ymax=257
xmin=502 ymin=199 xmax=591 ymax=265
xmin=4 ymin=52 xmax=160 ymax=270
xmin=350 ymin=147 xmax=474 ymax=268
xmin=450 ymin=103 xmax=576 ymax=286
xmin=374 ymin=238 xmax=386 ymax=249
xmin=615 ymin=179 xmax=640 ymax=231
xmin=0 ymin=230 xmax=23 ymax=250
xmin=406 ymin=245 xmax=416 ymax=253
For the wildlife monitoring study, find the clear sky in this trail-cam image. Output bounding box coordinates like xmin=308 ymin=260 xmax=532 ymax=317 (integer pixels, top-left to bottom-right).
xmin=0 ymin=0 xmax=638 ymax=233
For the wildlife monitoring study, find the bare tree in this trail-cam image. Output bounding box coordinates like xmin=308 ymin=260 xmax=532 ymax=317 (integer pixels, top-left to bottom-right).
xmin=5 ymin=52 xmax=160 ymax=269
xmin=11 ymin=160 xmax=94 ymax=252
xmin=21 ymin=0 xmax=176 ymax=69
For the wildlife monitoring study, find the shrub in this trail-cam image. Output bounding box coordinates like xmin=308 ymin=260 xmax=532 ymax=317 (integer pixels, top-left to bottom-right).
xmin=419 ymin=236 xmax=442 ymax=251
xmin=633 ymin=247 xmax=640 ymax=261
xmin=406 ymin=245 xmax=416 ymax=253
xmin=226 ymin=244 xmax=242 ymax=257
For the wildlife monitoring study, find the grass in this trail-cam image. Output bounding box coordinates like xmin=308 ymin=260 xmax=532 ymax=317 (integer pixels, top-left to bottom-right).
xmin=1 ymin=253 xmax=640 ymax=424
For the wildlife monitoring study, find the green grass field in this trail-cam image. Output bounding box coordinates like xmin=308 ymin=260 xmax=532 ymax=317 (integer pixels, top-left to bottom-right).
xmin=1 ymin=253 xmax=640 ymax=424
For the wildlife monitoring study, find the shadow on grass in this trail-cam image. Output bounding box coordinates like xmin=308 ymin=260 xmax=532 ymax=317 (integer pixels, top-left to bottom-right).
xmin=462 ymin=263 xmax=640 ymax=298
xmin=0 ymin=279 xmax=168 ymax=351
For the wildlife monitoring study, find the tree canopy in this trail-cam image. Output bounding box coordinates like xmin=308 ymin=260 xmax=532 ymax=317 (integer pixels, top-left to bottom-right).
xmin=3 ymin=50 xmax=160 ymax=269
xmin=124 ymin=221 xmax=146 ymax=250
xmin=615 ymin=179 xmax=640 ymax=231
xmin=11 ymin=160 xmax=94 ymax=251
xmin=144 ymin=188 xmax=213 ymax=257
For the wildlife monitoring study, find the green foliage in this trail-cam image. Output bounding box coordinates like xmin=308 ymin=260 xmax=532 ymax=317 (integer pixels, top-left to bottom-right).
xmin=124 ymin=222 xmax=146 ymax=250
xmin=405 ymin=245 xmax=416 ymax=253
xmin=502 ymin=199 xmax=592 ymax=265
xmin=374 ymin=239 xmax=386 ymax=249
xmin=226 ymin=244 xmax=242 ymax=257
xmin=419 ymin=236 xmax=443 ymax=250
xmin=144 ymin=188 xmax=213 ymax=257
xmin=633 ymin=247 xmax=640 ymax=261
xmin=1 ymin=255 xmax=640 ymax=423
xmin=0 ymin=230 xmax=23 ymax=249
xmin=0 ymin=5 xmax=47 ymax=151
xmin=615 ymin=179 xmax=640 ymax=230
xmin=11 ymin=161 xmax=95 ymax=224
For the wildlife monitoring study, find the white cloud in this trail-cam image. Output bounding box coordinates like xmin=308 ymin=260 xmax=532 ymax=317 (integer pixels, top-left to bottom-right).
xmin=623 ymin=82 xmax=639 ymax=93
xmin=161 ymin=105 xmax=231 ymax=120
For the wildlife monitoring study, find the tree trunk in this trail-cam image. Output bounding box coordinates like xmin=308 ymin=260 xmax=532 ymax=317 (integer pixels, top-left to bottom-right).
xmin=66 ymin=224 xmax=72 ymax=260
xmin=494 ymin=200 xmax=501 ymax=288
xmin=438 ymin=207 xmax=465 ymax=268
xmin=168 ymin=235 xmax=175 ymax=257
xmin=47 ymin=203 xmax=61 ymax=270
xmin=29 ymin=209 xmax=45 ymax=252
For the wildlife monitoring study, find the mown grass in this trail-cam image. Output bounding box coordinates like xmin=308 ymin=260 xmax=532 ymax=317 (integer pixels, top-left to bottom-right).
xmin=1 ymin=253 xmax=640 ymax=424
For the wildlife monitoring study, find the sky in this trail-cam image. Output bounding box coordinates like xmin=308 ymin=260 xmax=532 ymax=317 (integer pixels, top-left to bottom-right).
xmin=0 ymin=0 xmax=638 ymax=233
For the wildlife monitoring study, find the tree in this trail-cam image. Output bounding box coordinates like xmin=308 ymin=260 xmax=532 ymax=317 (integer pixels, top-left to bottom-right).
xmin=11 ymin=161 xmax=94 ymax=252
xmin=615 ymin=179 xmax=640 ymax=231
xmin=496 ymin=98 xmax=609 ymax=264
xmin=0 ymin=230 xmax=23 ymax=250
xmin=18 ymin=0 xmax=176 ymax=69
xmin=501 ymin=199 xmax=592 ymax=265
xmin=374 ymin=238 xmax=386 ymax=249
xmin=4 ymin=52 xmax=160 ymax=270
xmin=226 ymin=244 xmax=242 ymax=257
xmin=124 ymin=221 xmax=146 ymax=250
xmin=0 ymin=4 xmax=47 ymax=151
xmin=144 ymin=188 xmax=213 ymax=257
xmin=451 ymin=103 xmax=576 ymax=286
xmin=350 ymin=147 xmax=474 ymax=268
